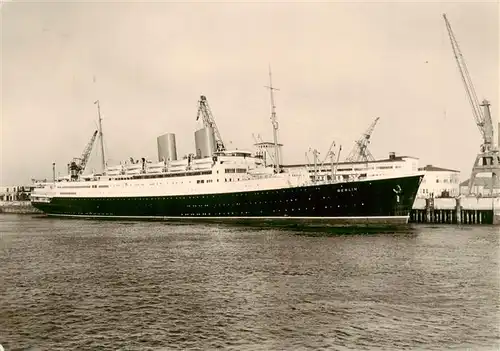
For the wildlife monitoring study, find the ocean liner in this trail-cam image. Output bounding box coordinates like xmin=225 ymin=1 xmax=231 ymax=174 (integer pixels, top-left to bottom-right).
xmin=31 ymin=77 xmax=424 ymax=226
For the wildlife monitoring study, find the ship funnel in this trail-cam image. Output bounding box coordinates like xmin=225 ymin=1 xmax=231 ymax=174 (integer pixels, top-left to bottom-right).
xmin=157 ymin=133 xmax=178 ymax=162
xmin=194 ymin=127 xmax=217 ymax=158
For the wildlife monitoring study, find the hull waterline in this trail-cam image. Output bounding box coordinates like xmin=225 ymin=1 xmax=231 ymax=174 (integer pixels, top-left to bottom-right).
xmin=32 ymin=174 xmax=423 ymax=227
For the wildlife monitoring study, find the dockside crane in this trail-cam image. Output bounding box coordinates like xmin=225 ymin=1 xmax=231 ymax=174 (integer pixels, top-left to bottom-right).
xmin=443 ymin=14 xmax=500 ymax=195
xmin=345 ymin=117 xmax=380 ymax=163
xmin=69 ymin=130 xmax=98 ymax=179
xmin=196 ymin=95 xmax=225 ymax=152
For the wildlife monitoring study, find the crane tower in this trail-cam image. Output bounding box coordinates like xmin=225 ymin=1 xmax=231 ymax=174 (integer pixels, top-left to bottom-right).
xmin=196 ymin=95 xmax=225 ymax=152
xmin=69 ymin=130 xmax=98 ymax=180
xmin=443 ymin=14 xmax=500 ymax=196
xmin=346 ymin=117 xmax=380 ymax=163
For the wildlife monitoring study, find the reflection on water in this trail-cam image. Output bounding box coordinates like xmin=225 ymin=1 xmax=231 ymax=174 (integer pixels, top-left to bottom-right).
xmin=0 ymin=215 xmax=499 ymax=351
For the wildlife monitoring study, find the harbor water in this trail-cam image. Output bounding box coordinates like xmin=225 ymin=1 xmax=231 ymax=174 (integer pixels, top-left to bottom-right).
xmin=0 ymin=215 xmax=499 ymax=350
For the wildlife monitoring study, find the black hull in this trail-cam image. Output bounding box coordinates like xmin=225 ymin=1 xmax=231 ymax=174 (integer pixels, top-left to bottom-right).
xmin=32 ymin=174 xmax=423 ymax=226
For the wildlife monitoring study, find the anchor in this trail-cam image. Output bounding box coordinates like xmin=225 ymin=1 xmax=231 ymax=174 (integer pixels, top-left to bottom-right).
xmin=393 ymin=184 xmax=402 ymax=203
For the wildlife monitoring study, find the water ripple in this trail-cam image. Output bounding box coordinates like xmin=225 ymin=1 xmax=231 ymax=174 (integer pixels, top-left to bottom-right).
xmin=0 ymin=215 xmax=499 ymax=350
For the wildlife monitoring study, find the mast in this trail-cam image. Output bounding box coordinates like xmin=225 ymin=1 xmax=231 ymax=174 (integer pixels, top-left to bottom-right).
xmin=312 ymin=149 xmax=319 ymax=183
xmin=265 ymin=66 xmax=280 ymax=173
xmin=94 ymin=100 xmax=106 ymax=173
xmin=330 ymin=148 xmax=335 ymax=182
xmin=333 ymin=145 xmax=342 ymax=181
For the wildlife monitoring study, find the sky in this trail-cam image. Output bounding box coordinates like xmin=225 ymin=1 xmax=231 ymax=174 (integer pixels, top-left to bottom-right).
xmin=0 ymin=0 xmax=498 ymax=185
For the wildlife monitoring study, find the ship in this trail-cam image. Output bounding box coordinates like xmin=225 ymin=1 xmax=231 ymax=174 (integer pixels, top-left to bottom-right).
xmin=31 ymin=77 xmax=424 ymax=226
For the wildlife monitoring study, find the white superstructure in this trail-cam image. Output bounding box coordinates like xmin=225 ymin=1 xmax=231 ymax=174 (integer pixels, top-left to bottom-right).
xmin=283 ymin=153 xmax=419 ymax=183
xmin=31 ymin=149 xmax=421 ymax=203
xmin=31 ymin=151 xmax=311 ymax=201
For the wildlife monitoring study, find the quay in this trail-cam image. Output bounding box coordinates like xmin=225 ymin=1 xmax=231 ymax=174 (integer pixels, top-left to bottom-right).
xmin=0 ymin=201 xmax=41 ymax=214
xmin=409 ymin=197 xmax=500 ymax=225
xmin=0 ymin=185 xmax=41 ymax=214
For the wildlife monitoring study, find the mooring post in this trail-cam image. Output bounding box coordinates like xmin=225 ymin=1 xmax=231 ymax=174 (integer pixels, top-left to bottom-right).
xmin=455 ymin=197 xmax=462 ymax=224
xmin=425 ymin=198 xmax=432 ymax=223
xmin=493 ymin=198 xmax=500 ymax=225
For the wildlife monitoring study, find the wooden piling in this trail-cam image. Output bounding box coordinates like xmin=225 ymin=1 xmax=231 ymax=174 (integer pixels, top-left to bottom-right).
xmin=456 ymin=197 xmax=462 ymax=224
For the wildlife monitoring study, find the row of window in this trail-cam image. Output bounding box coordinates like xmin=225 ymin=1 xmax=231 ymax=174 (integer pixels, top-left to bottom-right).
xmin=62 ymin=176 xmax=250 ymax=190
xmin=57 ymin=183 xmax=361 ymax=201
xmin=176 ymin=204 xmax=364 ymax=216
xmin=225 ymin=168 xmax=247 ymax=174
xmin=76 ymin=170 xmax=215 ymax=183
xmin=422 ymin=178 xmax=460 ymax=184
xmin=331 ymin=165 xmax=402 ymax=172
xmin=108 ymin=170 xmax=213 ymax=181
xmin=98 ymin=177 xmax=243 ymax=187
xmin=68 ymin=199 xmax=370 ymax=216
xmin=420 ymin=188 xmax=459 ymax=194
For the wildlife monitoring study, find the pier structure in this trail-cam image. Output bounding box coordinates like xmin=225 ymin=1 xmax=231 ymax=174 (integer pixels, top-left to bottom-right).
xmin=0 ymin=200 xmax=41 ymax=214
xmin=410 ymin=196 xmax=500 ymax=225
xmin=0 ymin=185 xmax=40 ymax=214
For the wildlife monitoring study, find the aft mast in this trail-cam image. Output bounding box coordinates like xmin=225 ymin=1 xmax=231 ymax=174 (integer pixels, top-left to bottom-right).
xmin=265 ymin=66 xmax=281 ymax=173
xmin=94 ymin=100 xmax=106 ymax=173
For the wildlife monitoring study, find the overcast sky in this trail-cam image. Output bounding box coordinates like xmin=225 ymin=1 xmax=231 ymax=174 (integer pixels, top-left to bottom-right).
xmin=1 ymin=0 xmax=498 ymax=185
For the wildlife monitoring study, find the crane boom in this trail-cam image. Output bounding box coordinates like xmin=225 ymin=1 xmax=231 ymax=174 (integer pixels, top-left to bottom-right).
xmin=443 ymin=14 xmax=493 ymax=147
xmin=346 ymin=117 xmax=380 ymax=163
xmin=70 ymin=130 xmax=98 ymax=177
xmin=196 ymin=95 xmax=225 ymax=152
xmin=79 ymin=130 xmax=98 ymax=173
xmin=443 ymin=13 xmax=499 ymax=196
xmin=320 ymin=139 xmax=336 ymax=166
